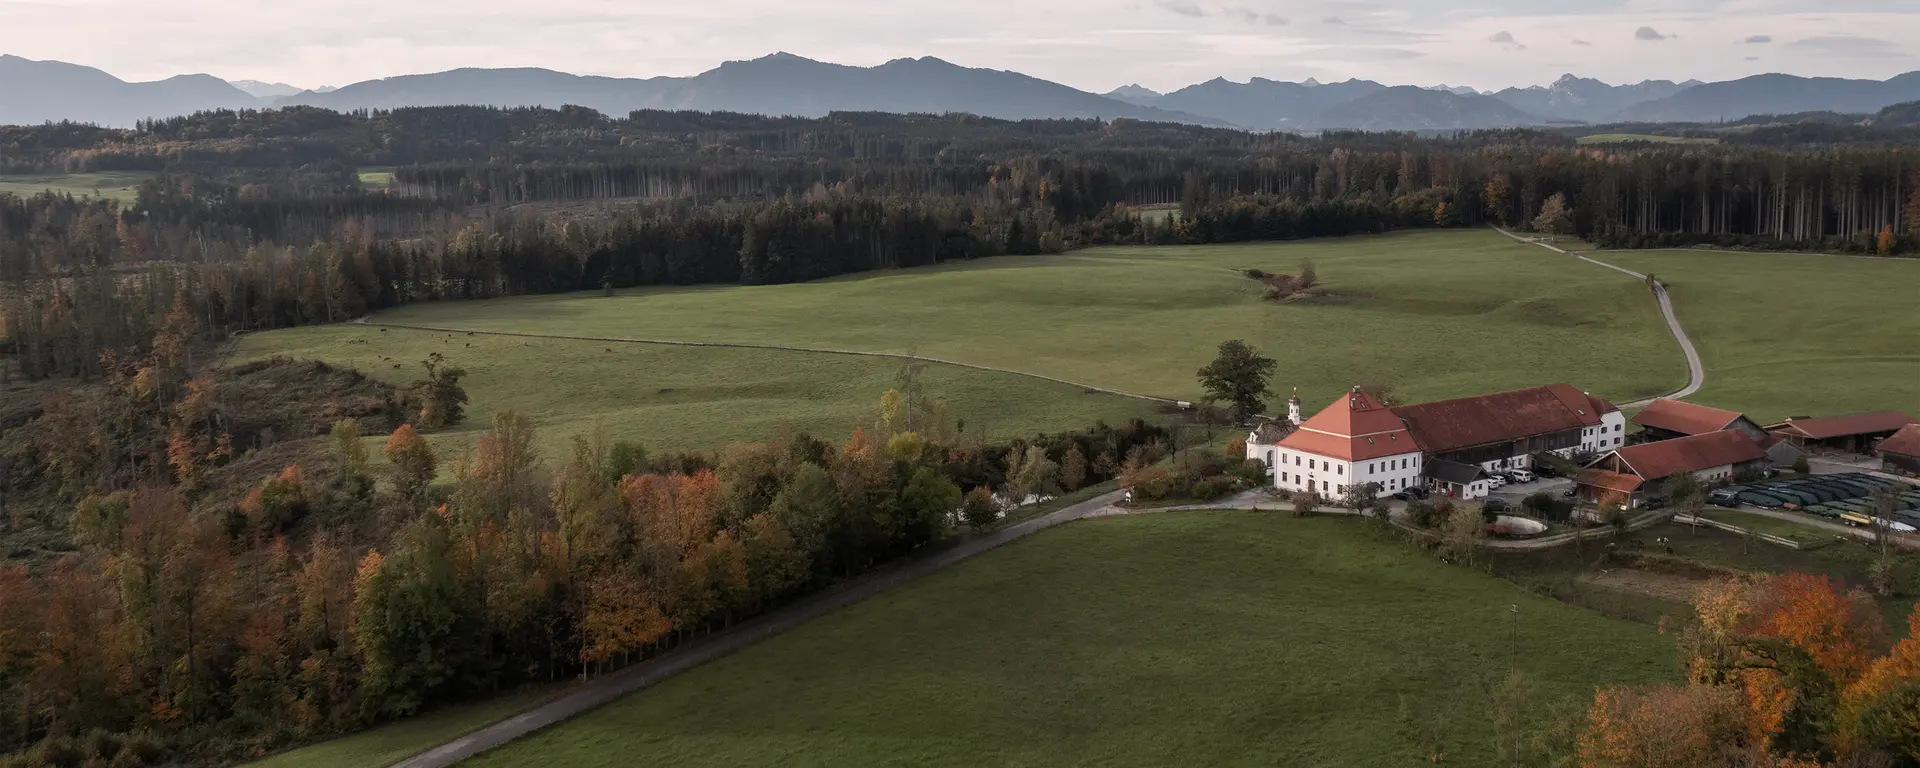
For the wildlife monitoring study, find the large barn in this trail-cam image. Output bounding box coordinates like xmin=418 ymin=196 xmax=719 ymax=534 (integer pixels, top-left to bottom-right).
xmin=1262 ymin=384 xmax=1624 ymax=501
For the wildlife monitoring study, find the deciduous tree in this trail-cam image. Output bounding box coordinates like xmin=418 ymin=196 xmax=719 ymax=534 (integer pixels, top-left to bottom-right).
xmin=1196 ymin=340 xmax=1277 ymax=423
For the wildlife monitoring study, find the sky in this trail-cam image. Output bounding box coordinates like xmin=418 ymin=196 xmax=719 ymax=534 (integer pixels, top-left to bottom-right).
xmin=1 ymin=0 xmax=1917 ymax=92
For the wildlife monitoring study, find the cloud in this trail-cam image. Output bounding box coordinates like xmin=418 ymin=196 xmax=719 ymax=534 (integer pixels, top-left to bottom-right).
xmin=1743 ymin=34 xmax=1771 ymax=44
xmin=1744 ymin=56 xmax=1760 ymax=61
xmin=1323 ymin=16 xmax=1345 ymax=25
xmin=1786 ymin=35 xmax=1907 ymax=58
xmin=1634 ymin=26 xmax=1668 ymax=41
xmin=1157 ymin=0 xmax=1203 ymax=17
xmin=1570 ymin=39 xmax=1591 ymax=46
xmin=1263 ymin=14 xmax=1287 ymax=26
xmin=1488 ymin=30 xmax=1515 ymax=44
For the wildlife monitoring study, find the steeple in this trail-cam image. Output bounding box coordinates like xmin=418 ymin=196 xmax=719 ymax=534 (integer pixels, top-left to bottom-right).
xmin=1288 ymin=388 xmax=1303 ymax=425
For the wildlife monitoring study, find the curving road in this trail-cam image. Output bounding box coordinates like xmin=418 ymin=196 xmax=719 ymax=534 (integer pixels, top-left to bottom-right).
xmin=1490 ymin=227 xmax=1706 ymax=407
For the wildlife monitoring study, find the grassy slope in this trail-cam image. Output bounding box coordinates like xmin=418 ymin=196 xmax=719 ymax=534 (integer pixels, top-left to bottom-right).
xmin=352 ymin=229 xmax=1684 ymax=410
xmin=0 ymin=171 xmax=155 ymax=203
xmin=228 ymin=327 xmax=1155 ymax=460
xmin=466 ymin=514 xmax=1677 ymax=768
xmin=1575 ymin=134 xmax=1718 ymax=145
xmin=248 ymin=686 xmax=564 ymax=768
xmin=1599 ymin=250 xmax=1920 ymax=421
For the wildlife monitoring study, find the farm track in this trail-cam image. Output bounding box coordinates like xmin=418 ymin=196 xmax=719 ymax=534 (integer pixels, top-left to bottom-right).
xmin=1490 ymin=227 xmax=1706 ymax=407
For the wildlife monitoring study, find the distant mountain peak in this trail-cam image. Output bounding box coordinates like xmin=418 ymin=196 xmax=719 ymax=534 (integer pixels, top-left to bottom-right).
xmin=1106 ymin=84 xmax=1161 ymax=100
xmin=1302 ymin=77 xmax=1322 ymax=87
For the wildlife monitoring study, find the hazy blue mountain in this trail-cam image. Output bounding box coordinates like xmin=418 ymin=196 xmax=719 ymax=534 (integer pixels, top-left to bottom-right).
xmin=280 ymin=53 xmax=1225 ymax=125
xmin=1134 ymin=77 xmax=1387 ymax=129
xmin=1617 ymin=71 xmax=1920 ymax=123
xmin=229 ymin=80 xmax=312 ymax=100
xmin=1491 ymin=74 xmax=1699 ymax=122
xmin=1103 ymin=84 xmax=1162 ymax=105
xmin=0 ymin=55 xmax=257 ymax=126
xmin=1305 ymin=86 xmax=1546 ymax=131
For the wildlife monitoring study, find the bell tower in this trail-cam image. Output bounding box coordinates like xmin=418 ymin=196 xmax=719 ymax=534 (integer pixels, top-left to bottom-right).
xmin=1287 ymin=389 xmax=1303 ymax=426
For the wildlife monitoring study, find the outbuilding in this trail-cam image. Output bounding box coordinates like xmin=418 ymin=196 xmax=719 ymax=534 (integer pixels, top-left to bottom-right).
xmin=1576 ymin=430 xmax=1770 ymax=508
xmin=1424 ymin=459 xmax=1490 ymax=501
xmin=1767 ymin=411 xmax=1919 ymax=455
xmin=1878 ymin=424 xmax=1920 ymax=476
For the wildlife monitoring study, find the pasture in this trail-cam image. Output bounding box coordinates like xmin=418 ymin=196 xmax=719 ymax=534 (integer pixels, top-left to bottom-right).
xmin=0 ymin=171 xmax=155 ymax=203
xmin=1599 ymin=249 xmax=1920 ymax=421
xmin=357 ymin=167 xmax=397 ymax=189
xmin=332 ymin=229 xmax=1684 ymax=415
xmin=463 ymin=514 xmax=1678 ymax=767
xmin=229 ymin=326 xmax=1156 ymax=461
xmin=1574 ymin=133 xmax=1718 ymax=145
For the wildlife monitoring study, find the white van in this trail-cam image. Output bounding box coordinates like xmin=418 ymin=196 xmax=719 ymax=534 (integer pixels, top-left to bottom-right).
xmin=1509 ymin=468 xmax=1536 ymax=483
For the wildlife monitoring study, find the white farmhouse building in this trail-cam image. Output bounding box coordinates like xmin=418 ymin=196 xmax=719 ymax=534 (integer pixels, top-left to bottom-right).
xmin=1260 ymin=384 xmax=1625 ymax=501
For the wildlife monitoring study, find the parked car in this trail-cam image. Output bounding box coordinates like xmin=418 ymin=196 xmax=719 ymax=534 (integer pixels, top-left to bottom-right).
xmin=1532 ymin=463 xmax=1562 ymax=478
xmin=1709 ymin=489 xmax=1742 ymax=508
xmin=1509 ymin=468 xmax=1536 ymax=483
xmin=1484 ymin=498 xmax=1513 ymax=513
xmin=1486 ymin=475 xmax=1508 ymax=489
xmin=1392 ymin=487 xmax=1429 ymax=501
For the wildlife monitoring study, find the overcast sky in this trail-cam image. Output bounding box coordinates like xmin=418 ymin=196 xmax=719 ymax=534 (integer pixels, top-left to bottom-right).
xmin=2 ymin=0 xmax=1916 ymax=92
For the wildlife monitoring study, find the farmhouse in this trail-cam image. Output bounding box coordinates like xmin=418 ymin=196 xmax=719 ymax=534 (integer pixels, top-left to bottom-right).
xmin=1630 ymin=399 xmax=1769 ymax=443
xmin=1243 ymin=392 xmax=1304 ymax=471
xmin=1574 ymin=430 xmax=1770 ymax=508
xmin=1877 ymin=424 xmax=1920 ymax=475
xmin=1766 ymin=411 xmax=1919 ymax=454
xmin=1263 ymin=384 xmax=1623 ymax=500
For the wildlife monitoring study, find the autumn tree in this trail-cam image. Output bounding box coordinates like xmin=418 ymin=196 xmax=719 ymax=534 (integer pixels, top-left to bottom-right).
xmin=413 ymin=353 xmax=469 ymax=428
xmin=1580 ymin=684 xmax=1752 ymax=767
xmin=1059 ymin=445 xmax=1089 ymax=492
xmin=353 ymin=515 xmax=484 ymax=718
xmin=331 ymin=418 xmax=371 ymax=481
xmin=962 ymin=486 xmax=1000 ymax=531
xmin=1006 ymin=445 xmax=1060 ymax=502
xmin=1533 ymin=192 xmax=1574 ymax=234
xmin=1442 ymin=502 xmax=1487 ymax=566
xmin=1484 ymin=174 xmax=1513 ymax=226
xmin=384 ymin=425 xmax=437 ymax=503
xmin=1877 ymin=224 xmax=1896 ymax=256
xmin=1196 ymin=340 xmax=1278 ymax=423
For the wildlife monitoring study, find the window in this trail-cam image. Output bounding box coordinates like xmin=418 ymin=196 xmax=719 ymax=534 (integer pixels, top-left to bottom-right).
xmin=1616 ymin=425 xmax=1623 ymax=433
xmin=1322 ymin=480 xmax=1328 ymax=492
xmin=1281 ymin=472 xmax=1288 ymax=482
xmin=1337 ymin=465 xmax=1344 ymax=476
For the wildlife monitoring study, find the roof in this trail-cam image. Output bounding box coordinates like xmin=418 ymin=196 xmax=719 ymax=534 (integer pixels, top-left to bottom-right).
xmin=1878 ymin=424 xmax=1920 ymax=458
xmin=1611 ymin=431 xmax=1768 ymax=480
xmin=1767 ymin=411 xmax=1918 ymax=441
xmin=1275 ymin=387 xmax=1420 ymax=462
xmin=1631 ymin=399 xmax=1744 ymax=437
xmin=1392 ymin=384 xmax=1616 ymax=454
xmin=1425 ymin=459 xmax=1487 ymax=486
xmin=1248 ymin=421 xmax=1295 ymax=445
xmin=1576 ymin=468 xmax=1645 ymax=494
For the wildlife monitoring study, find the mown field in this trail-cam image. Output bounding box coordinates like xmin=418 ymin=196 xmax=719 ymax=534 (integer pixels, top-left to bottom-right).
xmin=0 ymin=171 xmax=155 ymax=203
xmin=304 ymin=229 xmax=1681 ymax=413
xmin=1600 ymin=249 xmax=1920 ymax=421
xmin=229 ymin=326 xmax=1155 ymax=461
xmin=464 ymin=514 xmax=1678 ymax=768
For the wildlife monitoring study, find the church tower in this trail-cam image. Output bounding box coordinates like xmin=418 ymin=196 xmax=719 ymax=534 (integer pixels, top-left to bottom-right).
xmin=1287 ymin=389 xmax=1303 ymax=425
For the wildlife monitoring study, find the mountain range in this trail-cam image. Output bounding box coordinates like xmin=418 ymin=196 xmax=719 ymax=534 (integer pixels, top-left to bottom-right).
xmin=5 ymin=52 xmax=1920 ymax=133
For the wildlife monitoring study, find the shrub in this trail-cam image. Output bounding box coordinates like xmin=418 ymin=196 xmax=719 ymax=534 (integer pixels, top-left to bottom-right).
xmin=1131 ymin=466 xmax=1175 ymax=502
xmin=1191 ymin=476 xmax=1233 ymax=501
xmin=1243 ymin=268 xmax=1268 ymax=280
xmin=71 ymin=491 xmax=133 ymax=548
xmin=1229 ymin=459 xmax=1269 ymax=485
xmin=1792 ymin=455 xmax=1810 ymax=474
xmin=29 ymin=735 xmax=84 ymax=768
xmin=1406 ymin=500 xmax=1438 ymax=528
xmin=962 ymin=486 xmax=1000 ymax=531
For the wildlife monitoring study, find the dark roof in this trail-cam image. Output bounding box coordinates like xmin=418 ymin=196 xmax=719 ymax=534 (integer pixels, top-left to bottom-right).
xmin=1631 ymin=399 xmax=1743 ymax=436
xmin=1394 ymin=384 xmax=1615 ymax=454
xmin=1249 ymin=421 xmax=1295 ymax=445
xmin=1424 ymin=459 xmax=1487 ymax=486
xmin=1767 ymin=411 xmax=1918 ymax=441
xmin=1576 ymin=468 xmax=1644 ymax=494
xmin=1612 ymin=431 xmax=1768 ymax=479
xmin=1878 ymin=424 xmax=1920 ymax=458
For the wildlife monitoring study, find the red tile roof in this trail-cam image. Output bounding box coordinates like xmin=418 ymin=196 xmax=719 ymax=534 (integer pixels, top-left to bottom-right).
xmin=1767 ymin=411 xmax=1918 ymax=441
xmin=1630 ymin=399 xmax=1744 ymax=437
xmin=1877 ymin=424 xmax=1920 ymax=458
xmin=1393 ymin=384 xmax=1615 ymax=454
xmin=1575 ymin=469 xmax=1644 ymax=494
xmin=1611 ymin=431 xmax=1768 ymax=480
xmin=1276 ymin=388 xmax=1419 ymax=462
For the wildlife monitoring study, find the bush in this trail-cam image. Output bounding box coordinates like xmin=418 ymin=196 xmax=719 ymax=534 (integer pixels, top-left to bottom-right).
xmin=28 ymin=735 xmax=84 ymax=768
xmin=1243 ymin=268 xmax=1268 ymax=280
xmin=962 ymin=486 xmax=1000 ymax=531
xmin=1406 ymin=500 xmax=1438 ymax=528
xmin=1130 ymin=466 xmax=1175 ymax=502
xmin=1191 ymin=476 xmax=1233 ymax=501
xmin=1792 ymin=455 xmax=1810 ymax=474
xmin=1228 ymin=459 xmax=1268 ymax=485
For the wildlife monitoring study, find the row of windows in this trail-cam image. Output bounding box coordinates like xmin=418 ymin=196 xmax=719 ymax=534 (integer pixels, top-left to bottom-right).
xmin=1365 ymin=458 xmax=1414 ymax=474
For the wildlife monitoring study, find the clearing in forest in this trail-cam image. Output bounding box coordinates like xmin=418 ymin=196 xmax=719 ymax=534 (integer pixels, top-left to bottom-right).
xmin=461 ymin=514 xmax=1678 ymax=768
xmin=252 ymin=228 xmax=1681 ymax=455
xmin=0 ymin=171 xmax=156 ymax=203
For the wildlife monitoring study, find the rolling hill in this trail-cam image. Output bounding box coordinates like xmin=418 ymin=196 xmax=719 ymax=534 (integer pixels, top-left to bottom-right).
xmin=1305 ymin=86 xmax=1547 ymax=131
xmin=0 ymin=55 xmax=258 ymax=127
xmin=1618 ymin=72 xmax=1920 ymax=123
xmin=1491 ymin=75 xmax=1700 ymax=123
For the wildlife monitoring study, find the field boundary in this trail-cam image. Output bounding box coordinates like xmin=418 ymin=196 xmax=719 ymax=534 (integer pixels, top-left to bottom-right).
xmin=1490 ymin=226 xmax=1705 ymax=406
xmin=355 ymin=317 xmax=1185 ymax=408
xmin=383 ymin=489 xmax=1129 ymax=768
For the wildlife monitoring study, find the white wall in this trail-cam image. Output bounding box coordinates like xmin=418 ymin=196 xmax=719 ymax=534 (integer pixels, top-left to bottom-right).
xmin=1580 ymin=412 xmax=1627 ymax=454
xmin=1271 ymin=448 xmax=1422 ymax=498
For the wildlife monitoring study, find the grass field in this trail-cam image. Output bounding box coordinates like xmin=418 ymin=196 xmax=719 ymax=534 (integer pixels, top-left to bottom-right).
xmin=465 ymin=514 xmax=1678 ymax=767
xmin=1697 ymin=509 xmax=1836 ymax=546
xmin=330 ymin=229 xmax=1684 ymax=411
xmin=229 ymin=326 xmax=1157 ymax=460
xmin=0 ymin=171 xmax=155 ymax=203
xmin=1599 ymin=250 xmax=1920 ymax=421
xmin=248 ymin=685 xmax=565 ymax=768
xmin=357 ymin=167 xmax=397 ymax=189
xmin=1575 ymin=134 xmax=1719 ymax=145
